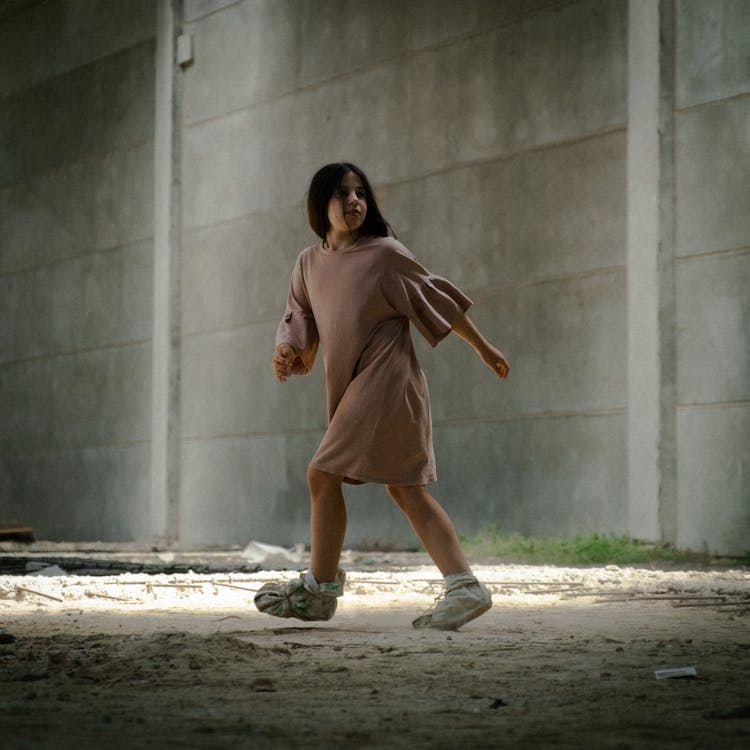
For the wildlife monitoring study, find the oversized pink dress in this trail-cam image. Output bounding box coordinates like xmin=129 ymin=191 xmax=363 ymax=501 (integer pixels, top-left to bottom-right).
xmin=275 ymin=235 xmax=472 ymax=485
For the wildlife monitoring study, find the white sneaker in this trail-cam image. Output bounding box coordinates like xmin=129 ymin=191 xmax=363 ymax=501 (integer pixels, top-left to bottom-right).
xmin=412 ymin=578 xmax=492 ymax=631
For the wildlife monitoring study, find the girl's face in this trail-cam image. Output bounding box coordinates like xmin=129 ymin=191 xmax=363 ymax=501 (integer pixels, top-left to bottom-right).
xmin=326 ymin=171 xmax=367 ymax=237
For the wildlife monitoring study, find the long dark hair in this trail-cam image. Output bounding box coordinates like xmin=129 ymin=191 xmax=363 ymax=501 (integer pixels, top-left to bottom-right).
xmin=306 ymin=162 xmax=392 ymax=240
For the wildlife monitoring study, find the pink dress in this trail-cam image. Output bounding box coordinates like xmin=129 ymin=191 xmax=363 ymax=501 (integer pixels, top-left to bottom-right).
xmin=276 ymin=236 xmax=472 ymax=485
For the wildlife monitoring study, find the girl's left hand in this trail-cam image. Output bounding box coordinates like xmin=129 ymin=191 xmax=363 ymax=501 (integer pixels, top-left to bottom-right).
xmin=481 ymin=345 xmax=510 ymax=380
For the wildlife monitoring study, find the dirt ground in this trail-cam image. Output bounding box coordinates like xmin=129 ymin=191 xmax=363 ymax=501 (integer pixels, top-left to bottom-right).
xmin=1 ymin=549 xmax=749 ymax=749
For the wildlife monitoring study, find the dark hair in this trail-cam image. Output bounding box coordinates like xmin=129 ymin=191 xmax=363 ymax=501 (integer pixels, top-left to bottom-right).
xmin=306 ymin=162 xmax=392 ymax=240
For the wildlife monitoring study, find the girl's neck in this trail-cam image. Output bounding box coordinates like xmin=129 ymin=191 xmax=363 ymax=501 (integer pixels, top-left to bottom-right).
xmin=323 ymin=229 xmax=359 ymax=252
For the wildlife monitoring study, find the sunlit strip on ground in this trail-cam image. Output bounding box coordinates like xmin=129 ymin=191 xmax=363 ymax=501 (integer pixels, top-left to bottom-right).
xmin=1 ymin=565 xmax=748 ymax=615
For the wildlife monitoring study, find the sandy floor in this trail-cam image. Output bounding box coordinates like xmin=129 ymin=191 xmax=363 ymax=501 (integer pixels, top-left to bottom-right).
xmin=1 ymin=554 xmax=749 ymax=749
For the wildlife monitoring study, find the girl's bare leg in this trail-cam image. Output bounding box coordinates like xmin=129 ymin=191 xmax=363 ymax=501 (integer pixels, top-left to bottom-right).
xmin=307 ymin=467 xmax=347 ymax=583
xmin=386 ymin=484 xmax=470 ymax=576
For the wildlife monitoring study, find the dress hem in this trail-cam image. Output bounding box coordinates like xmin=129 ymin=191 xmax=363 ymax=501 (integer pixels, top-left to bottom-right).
xmin=308 ymin=460 xmax=436 ymax=487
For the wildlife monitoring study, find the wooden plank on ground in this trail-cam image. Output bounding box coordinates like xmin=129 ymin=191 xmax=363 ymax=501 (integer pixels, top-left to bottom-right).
xmin=0 ymin=527 xmax=35 ymax=542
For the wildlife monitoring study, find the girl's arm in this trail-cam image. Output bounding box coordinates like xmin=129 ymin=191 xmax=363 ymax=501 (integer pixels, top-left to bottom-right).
xmin=273 ymin=254 xmax=320 ymax=381
xmin=451 ymin=313 xmax=510 ymax=380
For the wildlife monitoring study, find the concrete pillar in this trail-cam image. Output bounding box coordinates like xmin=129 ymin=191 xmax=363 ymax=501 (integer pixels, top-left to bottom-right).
xmin=626 ymin=0 xmax=676 ymax=542
xmin=151 ymin=0 xmax=183 ymax=544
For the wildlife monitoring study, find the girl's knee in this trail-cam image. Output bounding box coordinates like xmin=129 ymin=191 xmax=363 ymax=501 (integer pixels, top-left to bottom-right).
xmin=307 ymin=466 xmax=342 ymax=495
xmin=386 ymin=483 xmax=404 ymax=504
xmin=386 ymin=483 xmax=424 ymax=509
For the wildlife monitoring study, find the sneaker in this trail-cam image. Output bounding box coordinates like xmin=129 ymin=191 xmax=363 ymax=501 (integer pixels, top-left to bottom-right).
xmin=254 ymin=569 xmax=345 ymax=622
xmin=412 ymin=577 xmax=492 ymax=631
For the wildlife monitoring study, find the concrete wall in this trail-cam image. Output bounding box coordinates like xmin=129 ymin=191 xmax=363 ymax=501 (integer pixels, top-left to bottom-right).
xmin=178 ymin=0 xmax=629 ymax=547
xmin=673 ymin=0 xmax=750 ymax=554
xmin=0 ymin=0 xmax=156 ymax=539
xmin=1 ymin=0 xmax=747 ymax=554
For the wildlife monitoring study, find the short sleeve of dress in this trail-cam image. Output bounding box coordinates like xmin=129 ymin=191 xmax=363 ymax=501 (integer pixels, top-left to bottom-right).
xmin=275 ymin=254 xmax=319 ymax=375
xmin=382 ymin=244 xmax=472 ymax=347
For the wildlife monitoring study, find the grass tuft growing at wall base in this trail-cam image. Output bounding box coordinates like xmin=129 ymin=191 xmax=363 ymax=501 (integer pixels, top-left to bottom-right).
xmin=454 ymin=524 xmax=746 ymax=566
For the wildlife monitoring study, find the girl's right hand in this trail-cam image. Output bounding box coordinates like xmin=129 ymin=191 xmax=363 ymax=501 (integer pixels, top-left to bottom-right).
xmin=272 ymin=343 xmax=296 ymax=382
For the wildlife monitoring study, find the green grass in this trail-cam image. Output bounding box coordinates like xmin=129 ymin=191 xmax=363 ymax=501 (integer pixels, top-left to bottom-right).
xmin=454 ymin=524 xmax=747 ymax=567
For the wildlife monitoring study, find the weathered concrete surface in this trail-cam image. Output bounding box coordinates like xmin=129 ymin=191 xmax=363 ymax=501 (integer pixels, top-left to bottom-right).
xmin=0 ymin=41 xmax=155 ymax=187
xmin=1 ymin=0 xmax=748 ymax=554
xmin=0 ymin=143 xmax=154 ymax=273
xmin=676 ymin=251 xmax=750 ymax=406
xmin=676 ymin=0 xmax=750 ymax=108
xmin=176 ymin=0 xmax=630 ymax=547
xmin=675 ymin=97 xmax=750 ymax=258
xmin=672 ymin=0 xmax=750 ymax=555
xmin=677 ymin=405 xmax=750 ymax=554
xmin=0 ymin=241 xmax=153 ymax=360
xmin=0 ymin=0 xmax=155 ymax=97
xmin=0 ymin=0 xmax=155 ymax=540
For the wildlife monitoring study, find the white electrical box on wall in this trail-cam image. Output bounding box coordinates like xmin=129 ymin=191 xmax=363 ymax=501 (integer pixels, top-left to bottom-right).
xmin=176 ymin=34 xmax=193 ymax=66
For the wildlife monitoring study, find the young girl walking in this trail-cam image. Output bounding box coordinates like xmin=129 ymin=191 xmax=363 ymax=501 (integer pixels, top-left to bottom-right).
xmin=255 ymin=162 xmax=509 ymax=631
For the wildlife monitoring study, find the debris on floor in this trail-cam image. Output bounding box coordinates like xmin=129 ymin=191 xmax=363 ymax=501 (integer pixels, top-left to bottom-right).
xmin=0 ymin=524 xmax=35 ymax=543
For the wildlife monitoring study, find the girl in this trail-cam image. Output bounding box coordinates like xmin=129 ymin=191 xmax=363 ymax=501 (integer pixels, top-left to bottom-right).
xmin=255 ymin=163 xmax=509 ymax=630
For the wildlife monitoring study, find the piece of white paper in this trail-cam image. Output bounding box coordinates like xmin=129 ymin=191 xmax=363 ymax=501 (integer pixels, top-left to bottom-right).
xmin=240 ymin=540 xmax=305 ymax=568
xmin=654 ymin=666 xmax=697 ymax=679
